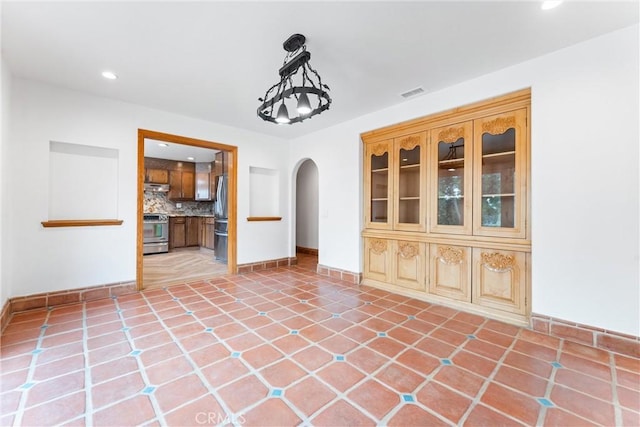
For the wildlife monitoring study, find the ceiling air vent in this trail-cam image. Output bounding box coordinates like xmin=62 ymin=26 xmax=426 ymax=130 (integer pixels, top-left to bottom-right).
xmin=400 ymin=87 xmax=425 ymax=99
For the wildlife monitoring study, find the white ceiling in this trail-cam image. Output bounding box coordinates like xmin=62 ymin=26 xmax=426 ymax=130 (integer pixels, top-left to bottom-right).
xmin=2 ymin=1 xmax=638 ymax=140
xmin=144 ymin=139 xmax=218 ymax=163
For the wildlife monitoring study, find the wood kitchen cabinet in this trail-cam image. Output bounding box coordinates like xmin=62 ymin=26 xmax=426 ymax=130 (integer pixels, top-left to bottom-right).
xmin=202 ymin=217 xmax=215 ymax=250
xmin=145 ymin=168 xmax=169 ymax=184
xmin=169 ymin=217 xmax=186 ymax=249
xmin=186 ymin=217 xmax=200 ymax=247
xmin=361 ymin=89 xmax=531 ymax=325
xmin=169 ymin=216 xmax=200 ymax=249
xmin=169 ymin=170 xmax=195 ymax=200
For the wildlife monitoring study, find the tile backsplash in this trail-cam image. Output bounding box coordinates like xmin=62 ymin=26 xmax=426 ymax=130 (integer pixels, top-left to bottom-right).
xmin=144 ymin=192 xmax=214 ymax=215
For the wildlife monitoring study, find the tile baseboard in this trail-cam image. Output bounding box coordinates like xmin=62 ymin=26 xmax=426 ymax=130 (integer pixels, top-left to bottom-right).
xmin=531 ymin=313 xmax=639 ymax=359
xmin=237 ymin=257 xmax=297 ymax=274
xmin=1 ymin=280 xmax=137 ymax=333
xmin=317 ymin=264 xmax=362 ymax=285
xmin=296 ymin=246 xmax=318 ymax=256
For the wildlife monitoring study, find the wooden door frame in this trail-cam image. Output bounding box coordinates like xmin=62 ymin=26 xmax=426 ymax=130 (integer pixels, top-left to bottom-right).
xmin=136 ymin=129 xmax=238 ymax=290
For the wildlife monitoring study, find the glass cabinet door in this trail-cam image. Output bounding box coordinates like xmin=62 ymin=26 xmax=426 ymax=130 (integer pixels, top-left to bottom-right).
xmin=429 ymin=122 xmax=473 ymax=235
xmin=365 ymin=140 xmax=393 ymax=229
xmin=473 ymin=109 xmax=527 ymax=238
xmin=394 ymin=132 xmax=426 ymax=231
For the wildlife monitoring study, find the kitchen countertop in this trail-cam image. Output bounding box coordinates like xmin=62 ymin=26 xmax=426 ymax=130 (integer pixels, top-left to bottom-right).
xmin=167 ymin=213 xmax=216 ymax=217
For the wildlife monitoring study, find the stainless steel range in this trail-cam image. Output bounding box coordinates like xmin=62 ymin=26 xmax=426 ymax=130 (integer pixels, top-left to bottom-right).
xmin=143 ymin=214 xmax=169 ymax=255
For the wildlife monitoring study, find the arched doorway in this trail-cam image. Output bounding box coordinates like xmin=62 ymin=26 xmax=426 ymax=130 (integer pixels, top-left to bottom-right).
xmin=295 ymin=159 xmax=319 ymax=266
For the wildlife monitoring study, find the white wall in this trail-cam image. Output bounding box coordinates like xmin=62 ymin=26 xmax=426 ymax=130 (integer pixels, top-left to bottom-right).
xmin=7 ymin=78 xmax=290 ymax=297
xmin=1 ymin=57 xmax=12 ymax=310
xmin=295 ymin=159 xmax=319 ymax=249
xmin=290 ymin=25 xmax=639 ymax=336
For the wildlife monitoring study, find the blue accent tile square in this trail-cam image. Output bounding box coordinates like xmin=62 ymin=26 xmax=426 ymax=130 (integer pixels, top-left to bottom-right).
xmin=172 ymin=297 xmax=179 ymax=301
xmin=407 ymin=315 xmax=416 ymax=320
xmin=142 ymin=386 xmax=156 ymax=394
xmin=111 ymin=295 xmax=118 ymax=299
xmin=116 ymin=309 xmax=122 ymax=314
xmin=402 ymin=394 xmax=415 ymax=402
xmin=205 ymin=327 xmax=213 ymax=333
xmin=537 ymin=398 xmax=554 ymax=407
xmin=40 ymin=324 xmax=48 ymax=329
xmin=378 ymin=332 xmax=387 ymax=337
xmin=365 ymin=302 xmax=372 ymax=305
xmin=47 ymin=307 xmax=54 ymax=311
xmin=121 ymin=327 xmax=130 ymax=332
xmin=130 ymin=350 xmax=142 ymax=356
xmin=332 ymin=314 xmax=340 ymax=318
xmin=440 ymin=359 xmax=452 ymax=365
xmin=185 ymin=311 xmax=194 ymax=315
xmin=231 ymin=352 xmax=241 ymax=358
xmin=300 ymin=299 xmax=307 ymax=303
xmin=236 ymin=298 xmax=242 ymax=302
xmin=21 ymin=382 xmax=35 ymax=390
xmin=271 ymin=389 xmax=283 ymax=397
xmin=31 ymin=349 xmax=42 ymax=355
xmin=467 ymin=334 xmax=477 ymax=339
xmin=290 ymin=330 xmax=299 ymax=335
xmin=259 ymin=312 xmax=266 ymax=316
xmin=335 ymin=355 xmax=345 ymax=361
xmin=551 ymin=361 xmax=563 ymax=368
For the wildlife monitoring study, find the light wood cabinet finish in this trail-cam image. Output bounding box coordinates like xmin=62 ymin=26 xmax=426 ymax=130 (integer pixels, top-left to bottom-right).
xmin=429 ymin=244 xmax=471 ymax=302
xmin=429 ymin=122 xmax=473 ymax=235
xmin=393 ymin=132 xmax=427 ymax=232
xmin=393 ymin=241 xmax=427 ymax=291
xmin=363 ymin=238 xmax=391 ymax=282
xmin=473 ymin=109 xmax=528 ymax=239
xmin=361 ymin=89 xmax=531 ymax=325
xmin=472 ymin=248 xmax=527 ymax=315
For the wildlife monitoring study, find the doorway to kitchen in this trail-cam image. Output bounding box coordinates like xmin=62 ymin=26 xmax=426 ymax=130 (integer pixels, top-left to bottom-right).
xmin=294 ymin=159 xmax=319 ymax=268
xmin=136 ymin=129 xmax=238 ymax=290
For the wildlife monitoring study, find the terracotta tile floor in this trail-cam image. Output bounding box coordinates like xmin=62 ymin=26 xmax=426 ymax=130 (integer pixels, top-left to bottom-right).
xmin=2 ymin=254 xmax=639 ymax=426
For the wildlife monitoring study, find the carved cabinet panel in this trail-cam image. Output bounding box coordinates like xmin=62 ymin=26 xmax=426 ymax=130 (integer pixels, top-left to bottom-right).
xmin=429 ymin=244 xmax=471 ymax=302
xmin=363 ymin=238 xmax=391 ymax=282
xmin=472 ymin=248 xmax=527 ymax=314
xmin=392 ymin=241 xmax=427 ymax=291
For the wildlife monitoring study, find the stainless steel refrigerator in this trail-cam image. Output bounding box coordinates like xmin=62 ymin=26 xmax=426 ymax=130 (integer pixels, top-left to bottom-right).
xmin=213 ymin=175 xmax=228 ymax=263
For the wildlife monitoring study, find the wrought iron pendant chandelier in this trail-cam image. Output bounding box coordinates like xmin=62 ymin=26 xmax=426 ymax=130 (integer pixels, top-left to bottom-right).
xmin=258 ymin=34 xmax=331 ymax=125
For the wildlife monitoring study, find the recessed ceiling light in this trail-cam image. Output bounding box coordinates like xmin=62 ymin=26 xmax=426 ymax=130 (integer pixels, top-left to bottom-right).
xmin=541 ymin=1 xmax=563 ymax=10
xmin=187 ymin=156 xmax=195 ymax=161
xmin=101 ymin=71 xmax=118 ymax=80
xmin=158 ymin=143 xmax=169 ymax=147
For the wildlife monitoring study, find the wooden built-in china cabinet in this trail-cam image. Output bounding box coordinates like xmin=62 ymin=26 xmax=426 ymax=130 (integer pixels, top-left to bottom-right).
xmin=362 ymin=89 xmax=531 ymax=325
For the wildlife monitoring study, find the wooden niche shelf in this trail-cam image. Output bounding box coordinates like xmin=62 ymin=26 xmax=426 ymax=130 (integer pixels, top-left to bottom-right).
xmin=41 ymin=219 xmax=124 ymax=228
xmin=247 ymin=217 xmax=282 ymax=222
